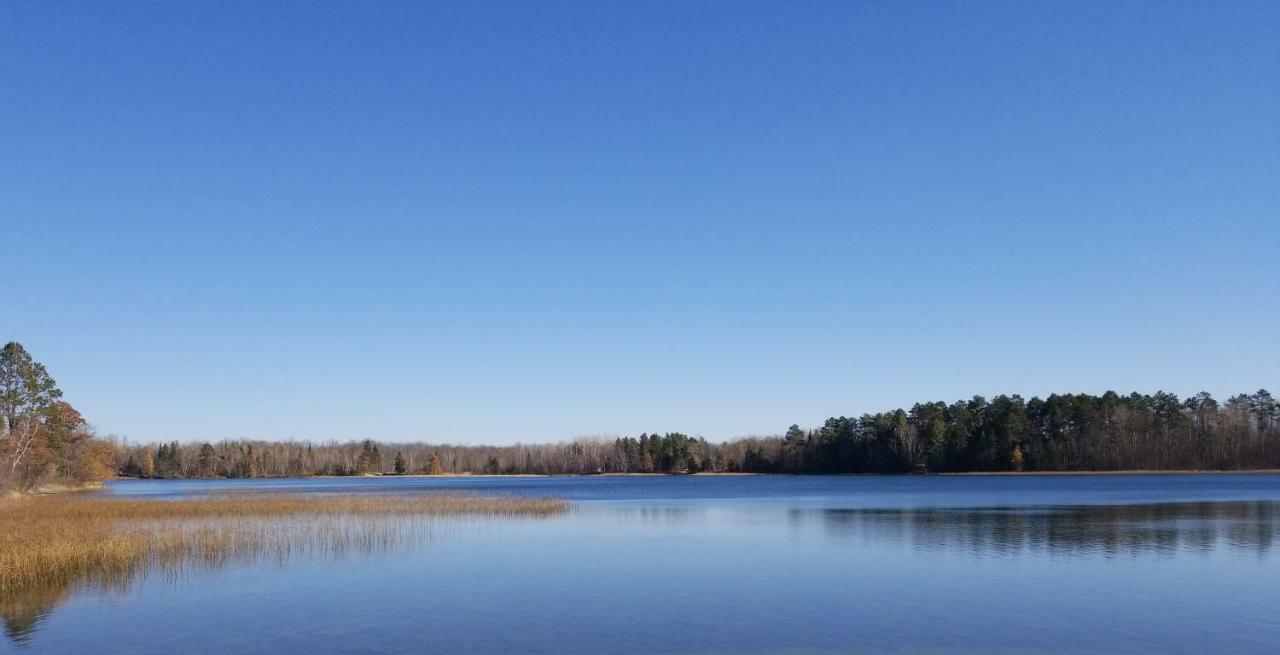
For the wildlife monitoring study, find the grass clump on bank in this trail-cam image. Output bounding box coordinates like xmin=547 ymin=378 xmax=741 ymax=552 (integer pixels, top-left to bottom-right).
xmin=0 ymin=493 xmax=567 ymax=593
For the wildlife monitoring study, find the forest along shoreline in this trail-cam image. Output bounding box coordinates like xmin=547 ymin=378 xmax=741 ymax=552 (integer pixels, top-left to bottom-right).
xmin=118 ymin=388 xmax=1279 ymax=478
xmin=106 ymin=469 xmax=1280 ymax=482
xmin=3 ymin=340 xmax=1279 ymax=495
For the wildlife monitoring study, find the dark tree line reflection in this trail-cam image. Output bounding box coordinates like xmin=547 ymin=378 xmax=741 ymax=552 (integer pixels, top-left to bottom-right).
xmin=600 ymin=502 xmax=1279 ymax=558
xmin=811 ymin=501 xmax=1278 ymax=557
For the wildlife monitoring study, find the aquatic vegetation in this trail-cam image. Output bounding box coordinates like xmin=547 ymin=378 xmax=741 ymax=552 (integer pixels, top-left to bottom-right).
xmin=0 ymin=493 xmax=567 ymax=593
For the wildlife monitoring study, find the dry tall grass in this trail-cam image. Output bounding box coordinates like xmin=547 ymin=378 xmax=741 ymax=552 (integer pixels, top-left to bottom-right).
xmin=0 ymin=493 xmax=567 ymax=594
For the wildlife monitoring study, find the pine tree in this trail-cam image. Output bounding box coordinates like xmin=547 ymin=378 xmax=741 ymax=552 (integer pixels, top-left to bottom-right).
xmin=198 ymin=443 xmax=217 ymax=476
xmin=357 ymin=439 xmax=379 ymax=474
xmin=0 ymin=342 xmax=63 ymax=434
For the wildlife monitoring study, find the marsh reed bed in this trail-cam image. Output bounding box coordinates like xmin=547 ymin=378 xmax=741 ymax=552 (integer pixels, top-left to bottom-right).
xmin=0 ymin=492 xmax=568 ymax=594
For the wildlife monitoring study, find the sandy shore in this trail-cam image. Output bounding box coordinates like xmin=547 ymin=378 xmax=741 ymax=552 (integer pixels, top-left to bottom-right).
xmin=7 ymin=481 xmax=107 ymax=497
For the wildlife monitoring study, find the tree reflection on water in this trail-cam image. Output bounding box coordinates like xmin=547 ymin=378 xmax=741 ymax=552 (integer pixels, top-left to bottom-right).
xmin=810 ymin=501 xmax=1278 ymax=557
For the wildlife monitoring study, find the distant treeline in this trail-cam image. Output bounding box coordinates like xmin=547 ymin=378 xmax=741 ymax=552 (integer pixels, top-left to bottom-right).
xmin=117 ymin=390 xmax=1279 ymax=478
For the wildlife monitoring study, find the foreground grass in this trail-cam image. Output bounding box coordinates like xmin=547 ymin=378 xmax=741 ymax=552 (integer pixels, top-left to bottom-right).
xmin=0 ymin=493 xmax=567 ymax=594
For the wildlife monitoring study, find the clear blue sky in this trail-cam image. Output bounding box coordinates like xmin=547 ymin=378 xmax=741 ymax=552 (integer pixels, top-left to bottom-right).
xmin=2 ymin=2 xmax=1277 ymax=445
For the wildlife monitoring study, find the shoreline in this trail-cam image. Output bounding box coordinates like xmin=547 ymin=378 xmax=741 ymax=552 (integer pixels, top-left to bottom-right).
xmin=100 ymin=469 xmax=1280 ymax=485
xmin=4 ymin=481 xmax=106 ymax=498
xmin=114 ymin=472 xmax=764 ymax=481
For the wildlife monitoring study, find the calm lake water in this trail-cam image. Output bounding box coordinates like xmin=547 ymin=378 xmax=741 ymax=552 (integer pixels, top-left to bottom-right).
xmin=6 ymin=474 xmax=1280 ymax=654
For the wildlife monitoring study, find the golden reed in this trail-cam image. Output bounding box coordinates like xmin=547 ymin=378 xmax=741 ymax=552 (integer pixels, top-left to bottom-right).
xmin=0 ymin=493 xmax=567 ymax=593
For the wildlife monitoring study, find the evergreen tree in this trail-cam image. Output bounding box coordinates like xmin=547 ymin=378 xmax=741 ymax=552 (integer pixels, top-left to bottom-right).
xmin=357 ymin=439 xmax=379 ymax=474
xmin=198 ymin=443 xmax=217 ymax=476
xmin=0 ymin=342 xmax=62 ymax=433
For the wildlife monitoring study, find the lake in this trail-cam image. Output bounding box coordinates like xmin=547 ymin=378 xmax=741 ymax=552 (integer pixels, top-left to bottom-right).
xmin=5 ymin=474 xmax=1279 ymax=654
